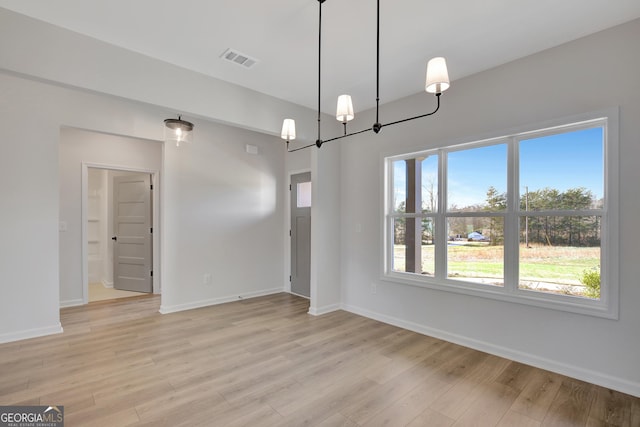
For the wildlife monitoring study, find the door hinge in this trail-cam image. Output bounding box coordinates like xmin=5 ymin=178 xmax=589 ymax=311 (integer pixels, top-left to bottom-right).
xmin=289 ymin=229 xmax=291 ymax=237
xmin=150 ymin=227 xmax=153 ymax=234
xmin=150 ymin=184 xmax=153 ymax=190
xmin=289 ymin=184 xmax=292 ymax=191
xmin=289 ymin=275 xmax=291 ymax=282
xmin=150 ymin=270 xmax=153 ymax=277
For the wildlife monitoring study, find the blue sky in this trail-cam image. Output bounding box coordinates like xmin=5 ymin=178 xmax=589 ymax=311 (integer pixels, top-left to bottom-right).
xmin=393 ymin=126 xmax=604 ymax=209
xmin=519 ymin=127 xmax=603 ymax=199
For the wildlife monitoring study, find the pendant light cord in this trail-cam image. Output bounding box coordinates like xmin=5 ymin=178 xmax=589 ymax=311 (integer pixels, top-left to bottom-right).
xmin=288 ymin=0 xmax=325 ymax=153
xmin=316 ymin=0 xmax=324 ymax=147
xmin=375 ymin=0 xmax=380 ymax=126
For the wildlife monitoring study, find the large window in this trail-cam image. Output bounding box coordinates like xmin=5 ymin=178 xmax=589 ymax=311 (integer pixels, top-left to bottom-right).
xmin=384 ymin=112 xmax=618 ymax=318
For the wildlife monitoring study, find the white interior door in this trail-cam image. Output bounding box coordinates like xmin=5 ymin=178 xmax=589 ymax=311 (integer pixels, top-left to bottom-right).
xmin=291 ymin=172 xmax=311 ymax=297
xmin=113 ymin=174 xmax=152 ymax=293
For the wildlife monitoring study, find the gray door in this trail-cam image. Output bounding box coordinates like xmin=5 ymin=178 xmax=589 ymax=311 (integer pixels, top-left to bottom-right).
xmin=291 ymin=172 xmax=311 ymax=297
xmin=113 ymin=174 xmax=152 ymax=293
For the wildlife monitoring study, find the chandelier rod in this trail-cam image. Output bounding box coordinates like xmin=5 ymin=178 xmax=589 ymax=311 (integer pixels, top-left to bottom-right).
xmin=383 ymin=93 xmax=441 ymax=127
xmin=288 ymin=141 xmax=317 ymax=152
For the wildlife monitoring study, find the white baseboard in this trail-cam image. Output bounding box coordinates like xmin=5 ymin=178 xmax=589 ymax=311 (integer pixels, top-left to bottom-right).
xmin=289 ymin=291 xmax=310 ymax=300
xmin=342 ymin=303 xmax=640 ymax=398
xmin=0 ymin=323 xmax=63 ymax=344
xmin=308 ymin=303 xmax=341 ymax=316
xmin=60 ymin=298 xmax=84 ymax=308
xmin=159 ymin=288 xmax=283 ymax=314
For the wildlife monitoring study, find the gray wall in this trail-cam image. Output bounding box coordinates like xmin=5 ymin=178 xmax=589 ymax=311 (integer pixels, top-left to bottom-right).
xmin=337 ymin=19 xmax=640 ymax=396
xmin=161 ymin=115 xmax=286 ymax=313
xmin=0 ymin=8 xmax=315 ymax=140
xmin=0 ymin=71 xmax=286 ymax=342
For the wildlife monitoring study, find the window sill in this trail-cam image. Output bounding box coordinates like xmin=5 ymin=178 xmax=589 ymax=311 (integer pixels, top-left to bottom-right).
xmin=381 ymin=271 xmax=618 ymax=320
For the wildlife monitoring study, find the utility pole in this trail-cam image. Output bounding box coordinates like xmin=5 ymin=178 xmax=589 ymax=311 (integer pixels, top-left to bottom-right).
xmin=525 ymin=186 xmax=529 ymax=248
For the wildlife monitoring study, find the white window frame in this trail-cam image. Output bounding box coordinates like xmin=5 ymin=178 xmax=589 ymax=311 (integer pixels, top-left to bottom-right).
xmin=382 ymin=109 xmax=619 ymax=319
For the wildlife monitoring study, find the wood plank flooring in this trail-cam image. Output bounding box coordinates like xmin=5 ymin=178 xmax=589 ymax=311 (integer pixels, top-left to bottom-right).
xmin=0 ymin=293 xmax=638 ymax=426
xmin=88 ymin=282 xmax=148 ymax=302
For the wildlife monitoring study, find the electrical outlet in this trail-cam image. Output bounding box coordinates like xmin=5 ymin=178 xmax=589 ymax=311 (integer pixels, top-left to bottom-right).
xmin=370 ymin=282 xmax=377 ymax=294
xmin=203 ymin=274 xmax=212 ymax=285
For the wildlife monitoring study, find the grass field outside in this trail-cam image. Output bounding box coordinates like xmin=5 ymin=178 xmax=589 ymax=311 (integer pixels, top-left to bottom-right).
xmin=393 ymin=243 xmax=600 ymax=298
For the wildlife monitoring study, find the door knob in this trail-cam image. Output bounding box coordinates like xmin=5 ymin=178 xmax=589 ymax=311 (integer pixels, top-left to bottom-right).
xmin=112 ymin=236 xmax=117 ymax=241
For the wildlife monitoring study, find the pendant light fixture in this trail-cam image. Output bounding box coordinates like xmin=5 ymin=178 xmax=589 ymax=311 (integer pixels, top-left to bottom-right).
xmin=164 ymin=115 xmax=194 ymax=147
xmin=282 ymin=0 xmax=450 ymax=152
xmin=281 ymin=118 xmax=296 ymax=150
xmin=336 ymin=94 xmax=354 ymax=135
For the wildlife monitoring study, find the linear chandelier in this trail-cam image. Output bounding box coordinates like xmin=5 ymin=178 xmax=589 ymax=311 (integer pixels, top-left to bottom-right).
xmin=281 ymin=0 xmax=450 ymax=152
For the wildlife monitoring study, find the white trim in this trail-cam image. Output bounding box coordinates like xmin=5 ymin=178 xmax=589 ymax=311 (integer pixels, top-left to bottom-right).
xmin=382 ymin=272 xmax=615 ymax=318
xmin=308 ymin=303 xmax=341 ymax=316
xmin=81 ymin=162 xmax=161 ymax=306
xmin=289 ymin=291 xmax=310 ymax=300
xmin=81 ymin=164 xmax=89 ymax=304
xmin=60 ymin=299 xmax=84 ymax=308
xmin=381 ymin=108 xmax=619 ymax=319
xmin=379 ymin=108 xmax=619 ymax=161
xmin=342 ymin=303 xmax=640 ymax=398
xmin=101 ymin=279 xmax=114 ymax=289
xmin=0 ymin=324 xmax=63 ymax=344
xmin=159 ymin=288 xmax=283 ymax=314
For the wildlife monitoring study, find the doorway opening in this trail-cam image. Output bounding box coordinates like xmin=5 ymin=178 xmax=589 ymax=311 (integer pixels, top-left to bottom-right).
xmin=83 ymin=165 xmax=158 ymax=304
xmin=290 ymin=171 xmax=312 ymax=298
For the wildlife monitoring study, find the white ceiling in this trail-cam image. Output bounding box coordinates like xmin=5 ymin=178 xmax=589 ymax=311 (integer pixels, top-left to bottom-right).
xmin=2 ymin=0 xmax=640 ymax=115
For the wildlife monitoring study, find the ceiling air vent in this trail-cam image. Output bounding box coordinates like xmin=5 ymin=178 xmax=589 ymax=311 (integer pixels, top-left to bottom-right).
xmin=220 ymin=48 xmax=258 ymax=69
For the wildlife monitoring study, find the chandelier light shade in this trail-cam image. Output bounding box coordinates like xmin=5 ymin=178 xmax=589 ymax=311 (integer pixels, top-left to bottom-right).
xmin=282 ymin=0 xmax=451 ymax=152
xmin=425 ymin=57 xmax=450 ymax=94
xmin=336 ymin=94 xmax=354 ymax=135
xmin=281 ymin=118 xmax=296 ymax=142
xmin=336 ymin=94 xmax=354 ymax=123
xmin=164 ymin=115 xmax=194 ymax=147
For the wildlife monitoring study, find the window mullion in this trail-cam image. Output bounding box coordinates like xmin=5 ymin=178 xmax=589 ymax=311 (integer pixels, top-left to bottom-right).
xmin=435 ymin=150 xmax=447 ymax=281
xmin=504 ymin=138 xmax=519 ymax=293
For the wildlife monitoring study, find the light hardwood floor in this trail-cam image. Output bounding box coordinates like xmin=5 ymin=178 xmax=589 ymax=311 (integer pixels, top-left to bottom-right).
xmin=88 ymin=282 xmax=149 ymax=302
xmin=0 ymin=293 xmax=638 ymax=426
